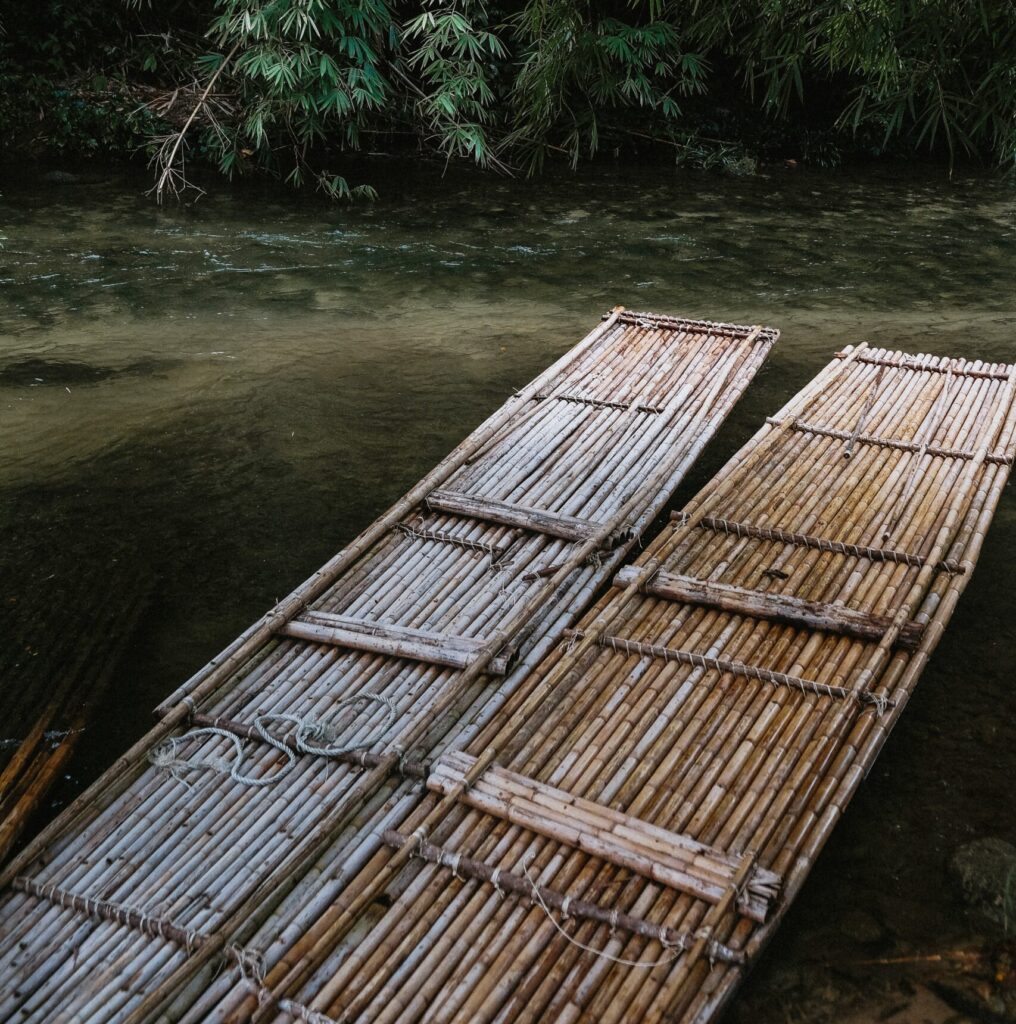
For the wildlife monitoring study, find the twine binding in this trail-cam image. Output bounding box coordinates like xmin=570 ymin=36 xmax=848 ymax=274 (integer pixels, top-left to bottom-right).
xmin=672 ymin=512 xmax=964 ymax=574
xmin=587 ymin=633 xmax=894 ymax=712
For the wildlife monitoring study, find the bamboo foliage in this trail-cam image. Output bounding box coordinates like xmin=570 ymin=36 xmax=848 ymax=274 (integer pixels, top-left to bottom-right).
xmin=0 ymin=310 xmax=777 ymax=1023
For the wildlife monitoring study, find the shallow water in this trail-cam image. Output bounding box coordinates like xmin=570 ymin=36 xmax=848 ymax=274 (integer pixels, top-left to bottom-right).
xmin=2 ymin=160 xmax=1015 ymax=1021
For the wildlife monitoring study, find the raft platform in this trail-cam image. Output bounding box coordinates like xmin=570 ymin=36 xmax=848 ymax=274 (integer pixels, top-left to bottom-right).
xmin=170 ymin=342 xmax=1014 ymax=1024
xmin=0 ymin=309 xmax=777 ymax=1022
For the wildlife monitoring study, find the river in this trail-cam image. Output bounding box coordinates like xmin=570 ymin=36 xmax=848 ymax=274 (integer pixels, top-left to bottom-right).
xmin=2 ymin=160 xmax=1014 ymax=1021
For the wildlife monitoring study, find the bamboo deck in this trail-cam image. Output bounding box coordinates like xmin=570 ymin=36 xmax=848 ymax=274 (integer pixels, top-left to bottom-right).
xmin=159 ymin=342 xmax=1015 ymax=1024
xmin=0 ymin=309 xmax=778 ymax=1022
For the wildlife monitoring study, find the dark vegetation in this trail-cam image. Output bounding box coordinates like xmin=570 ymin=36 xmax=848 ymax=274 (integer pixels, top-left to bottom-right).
xmin=3 ymin=0 xmax=1016 ymax=196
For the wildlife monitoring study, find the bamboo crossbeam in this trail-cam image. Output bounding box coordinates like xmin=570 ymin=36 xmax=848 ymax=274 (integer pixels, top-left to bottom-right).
xmin=777 ymin=417 xmax=1014 ymax=465
xmin=616 ymin=311 xmax=779 ymax=342
xmin=280 ymin=612 xmax=515 ymax=675
xmin=668 ymin=511 xmax=965 ymax=573
xmin=12 ymin=877 xmax=206 ymax=950
xmin=425 ymin=751 xmax=779 ymax=922
xmin=379 ymin=830 xmax=746 ymax=964
xmin=533 ymin=393 xmax=663 ymax=414
xmin=614 ymin=567 xmax=924 ymax=649
xmin=425 ymin=489 xmax=629 ymax=546
xmin=564 ymin=630 xmax=895 ymax=708
xmin=836 ymin=350 xmax=1009 ymax=379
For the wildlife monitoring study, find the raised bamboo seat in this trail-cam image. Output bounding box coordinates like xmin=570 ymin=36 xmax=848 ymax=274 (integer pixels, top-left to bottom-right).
xmin=614 ymin=566 xmax=924 ymax=649
xmin=425 ymin=489 xmax=631 ymax=546
xmin=280 ymin=611 xmax=515 ymax=674
xmin=426 ymin=751 xmax=780 ymax=922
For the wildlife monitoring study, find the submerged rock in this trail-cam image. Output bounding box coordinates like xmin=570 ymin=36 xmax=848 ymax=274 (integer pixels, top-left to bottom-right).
xmin=950 ymin=838 xmax=1016 ymax=934
xmin=41 ymin=170 xmax=81 ymax=184
xmin=840 ymin=908 xmax=886 ymax=945
xmin=0 ymin=356 xmax=173 ymax=388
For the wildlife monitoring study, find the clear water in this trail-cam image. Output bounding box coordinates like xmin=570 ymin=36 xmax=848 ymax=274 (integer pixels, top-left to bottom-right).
xmin=2 ymin=161 xmax=1015 ymax=1021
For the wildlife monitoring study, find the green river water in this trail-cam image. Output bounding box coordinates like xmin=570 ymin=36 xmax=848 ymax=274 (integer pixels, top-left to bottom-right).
xmin=1 ymin=161 xmax=1014 ymax=1022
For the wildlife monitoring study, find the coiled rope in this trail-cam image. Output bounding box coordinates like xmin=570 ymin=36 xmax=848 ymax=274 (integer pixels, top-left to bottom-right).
xmin=150 ymin=693 xmax=397 ymax=790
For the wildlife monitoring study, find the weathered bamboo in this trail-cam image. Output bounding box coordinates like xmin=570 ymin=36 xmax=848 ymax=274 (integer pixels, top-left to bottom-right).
xmin=221 ymin=339 xmax=860 ymax=1023
xmin=279 ymin=613 xmax=516 ymax=674
xmin=424 ymin=490 xmax=629 ymax=546
xmin=138 ymin=322 xmax=773 ymax=1024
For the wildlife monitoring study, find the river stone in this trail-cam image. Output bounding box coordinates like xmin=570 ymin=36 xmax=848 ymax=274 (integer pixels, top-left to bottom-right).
xmin=949 ymin=838 xmax=1016 ymax=932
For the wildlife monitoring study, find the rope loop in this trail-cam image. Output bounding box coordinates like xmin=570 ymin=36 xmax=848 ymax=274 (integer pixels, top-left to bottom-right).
xmin=520 ymin=857 xmax=684 ymax=969
xmin=149 ymin=692 xmax=398 ymax=790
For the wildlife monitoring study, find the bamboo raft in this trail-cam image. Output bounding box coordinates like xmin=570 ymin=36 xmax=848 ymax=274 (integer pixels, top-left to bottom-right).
xmin=0 ymin=309 xmax=778 ymax=1022
xmin=141 ymin=342 xmax=1012 ymax=1024
xmin=0 ymin=562 xmax=150 ymax=863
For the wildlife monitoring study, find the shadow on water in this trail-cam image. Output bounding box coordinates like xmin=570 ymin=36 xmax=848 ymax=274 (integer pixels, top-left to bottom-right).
xmin=1 ymin=158 xmax=1015 ymax=1020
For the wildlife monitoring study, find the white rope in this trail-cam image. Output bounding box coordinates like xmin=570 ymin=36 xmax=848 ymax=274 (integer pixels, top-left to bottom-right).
xmin=149 ymin=693 xmax=398 ymax=790
xmin=520 ymin=857 xmax=685 ymax=969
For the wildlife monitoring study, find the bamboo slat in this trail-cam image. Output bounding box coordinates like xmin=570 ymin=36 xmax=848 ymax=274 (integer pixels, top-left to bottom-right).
xmin=0 ymin=309 xmax=777 ymax=1023
xmin=199 ymin=343 xmax=1015 ymax=1024
xmin=425 ymin=489 xmax=628 ymax=546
